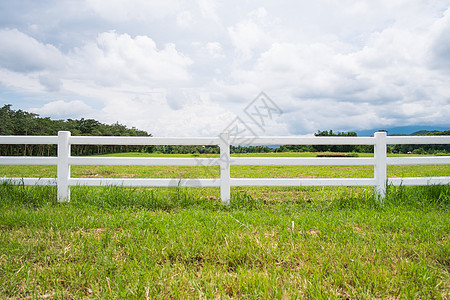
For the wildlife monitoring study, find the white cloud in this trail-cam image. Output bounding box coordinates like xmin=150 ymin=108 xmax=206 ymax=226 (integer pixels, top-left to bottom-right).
xmin=227 ymin=8 xmax=273 ymax=61
xmin=30 ymin=100 xmax=97 ymax=119
xmin=177 ymin=11 xmax=193 ymax=28
xmin=219 ymin=7 xmax=450 ymax=133
xmin=196 ymin=0 xmax=221 ymax=24
xmin=0 ymin=68 xmax=44 ymax=92
xmin=205 ymin=42 xmax=224 ymax=59
xmin=39 ymin=74 xmax=62 ymax=92
xmin=428 ymin=7 xmax=450 ymax=71
xmin=98 ymin=91 xmax=236 ymax=137
xmin=68 ymin=31 xmax=193 ymax=86
xmin=85 ymin=0 xmax=181 ymax=21
xmin=229 ymin=42 xmax=361 ymax=101
xmin=0 ymin=29 xmax=65 ymax=72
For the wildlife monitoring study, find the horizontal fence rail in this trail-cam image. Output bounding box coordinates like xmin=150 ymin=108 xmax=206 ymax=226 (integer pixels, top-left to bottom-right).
xmin=0 ymin=131 xmax=449 ymax=204
xmin=232 ymin=136 xmax=377 ymax=145
xmin=69 ymin=136 xmax=219 ymax=146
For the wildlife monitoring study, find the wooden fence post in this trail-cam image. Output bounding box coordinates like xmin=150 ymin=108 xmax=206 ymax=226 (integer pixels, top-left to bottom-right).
xmin=57 ymin=131 xmax=71 ymax=202
xmin=374 ymin=131 xmax=387 ymax=201
xmin=219 ymin=132 xmax=231 ymax=205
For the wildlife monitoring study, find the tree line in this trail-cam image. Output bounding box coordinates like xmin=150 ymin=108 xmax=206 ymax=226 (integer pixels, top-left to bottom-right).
xmin=390 ymin=130 xmax=450 ymax=154
xmin=277 ymin=130 xmax=373 ymax=153
xmin=0 ymin=104 xmax=150 ymax=156
xmin=1 ymin=105 xmax=448 ymax=155
xmin=276 ymin=129 xmax=449 ymax=154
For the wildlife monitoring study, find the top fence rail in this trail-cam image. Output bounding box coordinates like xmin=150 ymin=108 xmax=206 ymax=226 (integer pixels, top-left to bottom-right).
xmin=69 ymin=136 xmax=219 ymax=146
xmin=0 ymin=136 xmax=59 ymax=144
xmin=0 ymin=131 xmax=449 ymax=205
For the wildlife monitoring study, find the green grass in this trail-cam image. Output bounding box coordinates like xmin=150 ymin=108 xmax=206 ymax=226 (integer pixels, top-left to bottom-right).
xmin=0 ymin=184 xmax=449 ymax=299
xmin=0 ymin=152 xmax=449 ymax=299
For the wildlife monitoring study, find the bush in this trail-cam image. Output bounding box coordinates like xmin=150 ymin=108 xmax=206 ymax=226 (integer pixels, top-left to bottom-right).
xmin=412 ymin=148 xmax=426 ymax=154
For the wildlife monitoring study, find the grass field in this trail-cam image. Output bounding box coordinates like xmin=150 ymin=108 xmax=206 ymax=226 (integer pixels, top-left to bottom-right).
xmin=0 ymin=152 xmax=449 ymax=299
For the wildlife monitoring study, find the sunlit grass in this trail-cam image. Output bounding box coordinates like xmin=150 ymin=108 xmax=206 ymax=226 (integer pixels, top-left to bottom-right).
xmin=0 ymin=183 xmax=449 ymax=299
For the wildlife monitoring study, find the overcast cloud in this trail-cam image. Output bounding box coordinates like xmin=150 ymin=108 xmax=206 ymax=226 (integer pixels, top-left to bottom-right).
xmin=0 ymin=0 xmax=449 ymax=136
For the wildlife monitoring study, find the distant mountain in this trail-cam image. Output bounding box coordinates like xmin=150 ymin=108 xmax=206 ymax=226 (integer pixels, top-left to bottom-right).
xmin=410 ymin=130 xmax=434 ymax=135
xmin=355 ymin=125 xmax=450 ymax=136
xmin=389 ymin=130 xmax=442 ymax=136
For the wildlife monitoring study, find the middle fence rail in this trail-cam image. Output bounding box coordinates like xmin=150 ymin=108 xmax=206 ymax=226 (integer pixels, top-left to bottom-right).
xmin=0 ymin=131 xmax=449 ymax=204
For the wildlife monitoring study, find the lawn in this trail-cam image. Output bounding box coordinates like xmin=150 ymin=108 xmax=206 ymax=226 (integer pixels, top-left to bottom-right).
xmin=0 ymin=152 xmax=449 ymax=299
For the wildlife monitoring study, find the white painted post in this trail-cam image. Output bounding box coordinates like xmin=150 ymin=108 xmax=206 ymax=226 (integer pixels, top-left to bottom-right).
xmin=374 ymin=131 xmax=387 ymax=201
xmin=57 ymin=131 xmax=71 ymax=202
xmin=219 ymin=132 xmax=231 ymax=205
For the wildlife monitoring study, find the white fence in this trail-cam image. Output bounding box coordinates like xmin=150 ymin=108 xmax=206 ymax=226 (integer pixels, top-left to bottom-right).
xmin=0 ymin=131 xmax=449 ymax=204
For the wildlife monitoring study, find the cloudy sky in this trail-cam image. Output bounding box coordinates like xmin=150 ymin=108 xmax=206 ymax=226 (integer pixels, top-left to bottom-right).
xmin=0 ymin=0 xmax=449 ymax=136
